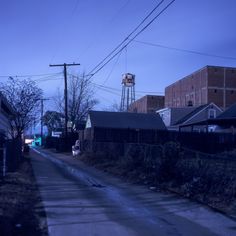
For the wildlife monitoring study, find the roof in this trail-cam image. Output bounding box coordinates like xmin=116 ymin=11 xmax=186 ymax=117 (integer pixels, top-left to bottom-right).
xmin=170 ymin=107 xmax=196 ymax=125
xmin=217 ymin=103 xmax=236 ymax=119
xmin=156 ymin=107 xmax=196 ymax=126
xmin=174 ymin=104 xmax=210 ymax=125
xmin=88 ymin=111 xmax=166 ymax=130
xmin=179 ymin=117 xmax=236 ymax=128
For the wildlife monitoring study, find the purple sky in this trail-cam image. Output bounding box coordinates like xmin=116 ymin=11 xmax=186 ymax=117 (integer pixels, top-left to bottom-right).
xmin=1 ymin=0 xmax=236 ymax=110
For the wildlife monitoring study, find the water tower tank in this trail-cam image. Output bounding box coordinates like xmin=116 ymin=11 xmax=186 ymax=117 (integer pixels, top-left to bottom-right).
xmin=122 ymin=73 xmax=135 ymax=87
xmin=120 ymin=73 xmax=136 ymax=111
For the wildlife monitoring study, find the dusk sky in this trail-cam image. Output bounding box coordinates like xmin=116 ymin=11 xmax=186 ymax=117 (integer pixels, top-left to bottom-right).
xmin=1 ymin=0 xmax=236 ymax=110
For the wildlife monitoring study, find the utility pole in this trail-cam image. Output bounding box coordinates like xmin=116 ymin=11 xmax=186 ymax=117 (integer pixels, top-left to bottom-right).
xmin=49 ymin=63 xmax=80 ymax=139
xmin=40 ymin=98 xmax=49 ymax=145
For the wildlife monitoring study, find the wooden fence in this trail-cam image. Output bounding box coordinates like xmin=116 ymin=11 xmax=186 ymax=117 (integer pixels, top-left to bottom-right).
xmin=44 ymin=133 xmax=78 ymax=152
xmin=82 ymin=128 xmax=236 ymax=154
xmin=0 ymin=138 xmax=22 ymax=179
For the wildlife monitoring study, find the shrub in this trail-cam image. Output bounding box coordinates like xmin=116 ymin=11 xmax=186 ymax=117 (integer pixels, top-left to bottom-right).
xmin=158 ymin=142 xmax=181 ymax=181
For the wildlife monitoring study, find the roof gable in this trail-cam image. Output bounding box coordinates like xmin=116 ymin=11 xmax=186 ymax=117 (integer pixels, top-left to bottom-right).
xmin=88 ymin=111 xmax=166 ymax=130
xmin=174 ymin=103 xmax=222 ymax=125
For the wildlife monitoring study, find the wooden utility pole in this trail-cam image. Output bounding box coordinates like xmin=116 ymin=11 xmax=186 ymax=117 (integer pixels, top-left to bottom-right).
xmin=49 ymin=63 xmax=80 ymax=139
xmin=40 ymin=98 xmax=49 ymax=144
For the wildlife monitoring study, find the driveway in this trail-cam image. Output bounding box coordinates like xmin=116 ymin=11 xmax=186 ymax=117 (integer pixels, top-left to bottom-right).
xmin=31 ymin=148 xmax=236 ymax=236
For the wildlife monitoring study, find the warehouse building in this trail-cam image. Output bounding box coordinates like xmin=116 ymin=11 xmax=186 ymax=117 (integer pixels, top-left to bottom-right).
xmin=165 ymin=65 xmax=236 ymax=110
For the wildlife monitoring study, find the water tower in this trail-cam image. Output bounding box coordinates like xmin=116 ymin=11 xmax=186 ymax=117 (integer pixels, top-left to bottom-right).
xmin=120 ymin=73 xmax=135 ymax=111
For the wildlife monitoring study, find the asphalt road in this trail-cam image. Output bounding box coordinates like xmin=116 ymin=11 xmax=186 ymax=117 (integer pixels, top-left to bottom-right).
xmin=31 ymin=148 xmax=236 ymax=236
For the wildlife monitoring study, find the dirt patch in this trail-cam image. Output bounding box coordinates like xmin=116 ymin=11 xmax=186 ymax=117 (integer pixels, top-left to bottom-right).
xmin=0 ymin=156 xmax=48 ymax=236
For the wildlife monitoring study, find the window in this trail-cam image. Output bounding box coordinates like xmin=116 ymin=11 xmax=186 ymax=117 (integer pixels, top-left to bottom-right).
xmin=214 ymin=89 xmax=217 ymax=93
xmin=187 ymin=100 xmax=193 ymax=106
xmin=208 ymin=109 xmax=216 ymax=119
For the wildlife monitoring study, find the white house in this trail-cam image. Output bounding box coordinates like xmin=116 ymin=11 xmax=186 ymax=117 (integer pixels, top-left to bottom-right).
xmin=0 ymin=93 xmax=15 ymax=138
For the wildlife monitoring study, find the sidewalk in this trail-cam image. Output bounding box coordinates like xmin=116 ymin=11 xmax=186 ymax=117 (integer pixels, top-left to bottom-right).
xmin=31 ymin=148 xmax=140 ymax=236
xmin=32 ymin=148 xmax=122 ymax=187
xmin=31 ymin=147 xmax=236 ymax=236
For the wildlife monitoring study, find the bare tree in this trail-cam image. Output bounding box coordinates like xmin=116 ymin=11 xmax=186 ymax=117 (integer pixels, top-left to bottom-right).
xmin=0 ymin=77 xmax=43 ymax=138
xmin=55 ymin=73 xmax=98 ymax=131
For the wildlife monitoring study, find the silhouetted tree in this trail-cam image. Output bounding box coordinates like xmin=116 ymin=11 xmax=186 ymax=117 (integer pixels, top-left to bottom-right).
xmin=42 ymin=110 xmax=64 ymax=135
xmin=56 ymin=73 xmax=98 ymax=131
xmin=0 ymin=77 xmax=43 ymax=138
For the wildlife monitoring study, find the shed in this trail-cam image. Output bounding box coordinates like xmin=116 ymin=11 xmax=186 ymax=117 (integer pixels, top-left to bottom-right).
xmin=84 ymin=111 xmax=166 ymax=143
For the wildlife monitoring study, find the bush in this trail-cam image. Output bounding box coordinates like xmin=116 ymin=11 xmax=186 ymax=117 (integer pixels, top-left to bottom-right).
xmin=158 ymin=142 xmax=181 ymax=181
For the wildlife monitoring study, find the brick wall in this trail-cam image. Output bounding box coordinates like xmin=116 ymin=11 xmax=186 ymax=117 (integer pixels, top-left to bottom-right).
xmin=129 ymin=95 xmax=164 ymax=113
xmin=165 ymin=66 xmax=236 ymax=109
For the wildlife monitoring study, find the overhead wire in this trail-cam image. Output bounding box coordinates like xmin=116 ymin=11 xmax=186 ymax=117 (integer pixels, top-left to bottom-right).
xmin=33 ymin=77 xmax=63 ymax=83
xmin=0 ymin=72 xmax=60 ymax=78
xmin=87 ymin=0 xmax=166 ymax=77
xmin=87 ymin=0 xmax=176 ymax=79
xmin=53 ymin=1 xmax=175 ymax=106
xmin=99 ymin=49 xmax=123 ymax=86
xmin=93 ymin=84 xmax=121 ymax=97
xmin=32 ymin=73 xmax=63 ymax=82
xmin=92 ymin=82 xmax=164 ymax=95
xmin=133 ymin=39 xmax=236 ymax=60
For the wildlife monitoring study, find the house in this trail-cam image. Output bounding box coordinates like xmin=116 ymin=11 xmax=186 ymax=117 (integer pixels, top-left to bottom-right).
xmin=156 ymin=107 xmax=196 ymax=129
xmin=157 ymin=103 xmax=222 ymax=132
xmin=196 ymin=102 xmax=236 ymax=133
xmin=174 ymin=103 xmax=222 ymax=131
xmin=165 ymin=65 xmax=236 ymax=110
xmin=0 ymin=92 xmax=15 ymax=138
xmin=128 ymin=95 xmax=164 ymax=113
xmin=84 ymin=110 xmax=166 ymax=143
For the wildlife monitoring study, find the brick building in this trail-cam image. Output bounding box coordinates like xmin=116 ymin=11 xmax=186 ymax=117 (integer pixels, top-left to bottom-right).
xmin=128 ymin=95 xmax=164 ymax=113
xmin=165 ymin=65 xmax=236 ymax=110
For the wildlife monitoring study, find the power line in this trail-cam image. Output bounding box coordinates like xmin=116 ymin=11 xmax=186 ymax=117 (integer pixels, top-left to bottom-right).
xmin=92 ymin=84 xmax=121 ymax=97
xmin=68 ymin=73 xmax=164 ymax=95
xmin=33 ymin=73 xmax=63 ymax=82
xmin=0 ymin=72 xmax=60 ymax=78
xmin=34 ymin=78 xmax=64 ymax=83
xmin=87 ymin=0 xmax=166 ymax=77
xmin=87 ymin=0 xmax=175 ymax=79
xmin=100 ymin=49 xmax=123 ymax=86
xmin=133 ymin=39 xmax=236 ymax=60
xmin=92 ymin=82 xmax=164 ymax=95
xmin=33 ymin=76 xmax=63 ymax=83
